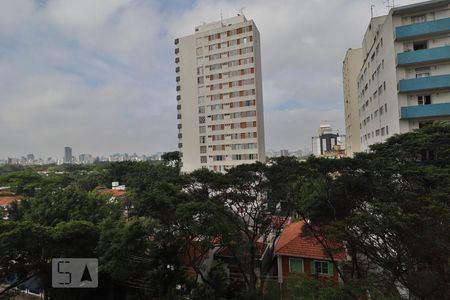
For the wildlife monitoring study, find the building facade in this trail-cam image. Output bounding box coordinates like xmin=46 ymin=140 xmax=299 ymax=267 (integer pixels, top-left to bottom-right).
xmin=175 ymin=15 xmax=266 ymax=173
xmin=64 ymin=147 xmax=72 ymax=164
xmin=352 ymin=0 xmax=450 ymax=152
xmin=342 ymin=48 xmax=363 ymax=156
xmin=311 ymin=123 xmax=346 ymax=158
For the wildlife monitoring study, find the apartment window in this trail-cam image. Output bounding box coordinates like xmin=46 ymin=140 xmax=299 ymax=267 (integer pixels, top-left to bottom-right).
xmin=175 ymin=57 xmax=180 ymax=64
xmin=200 ymin=156 xmax=207 ymax=163
xmin=386 ymin=126 xmax=389 ymax=136
xmin=380 ymin=106 xmax=384 ymax=116
xmin=198 ymin=106 xmax=205 ymax=114
xmin=176 ymin=85 xmax=180 ymax=91
xmin=196 ymin=47 xmax=203 ymax=56
xmin=312 ymin=261 xmax=333 ymax=276
xmin=198 ymin=77 xmax=204 ymax=85
xmin=289 ymin=258 xmax=303 ymax=273
xmin=197 ymin=67 xmax=204 ymax=75
xmin=199 ymin=136 xmax=206 ymax=144
xmin=177 ymin=123 xmax=182 ymax=129
xmin=413 ymin=40 xmax=427 ymax=51
xmin=416 ymin=67 xmax=430 ymax=78
xmin=177 ymin=104 xmax=181 ymax=110
xmin=175 ymin=66 xmax=180 ymax=73
xmin=385 ymin=103 xmax=387 ymax=112
xmin=176 ymin=95 xmax=181 ymax=101
xmin=175 ymin=48 xmax=179 ymax=54
xmin=199 ymin=116 xmax=206 ymax=124
xmin=198 ymin=96 xmax=205 ymax=105
xmin=177 ymin=114 xmax=181 ymax=119
xmin=418 ymin=95 xmax=431 ymax=105
xmin=411 ymin=14 xmax=426 ymax=24
xmin=200 ymin=146 xmax=207 ymax=154
xmin=178 ymin=143 xmax=183 ymax=148
xmin=381 ymin=127 xmax=385 ymax=136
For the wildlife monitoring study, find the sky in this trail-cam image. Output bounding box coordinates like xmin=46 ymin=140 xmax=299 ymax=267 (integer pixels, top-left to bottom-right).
xmin=0 ymin=0 xmax=425 ymax=159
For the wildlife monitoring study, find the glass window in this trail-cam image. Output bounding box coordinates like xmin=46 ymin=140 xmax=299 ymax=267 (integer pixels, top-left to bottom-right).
xmin=289 ymin=258 xmax=304 ymax=273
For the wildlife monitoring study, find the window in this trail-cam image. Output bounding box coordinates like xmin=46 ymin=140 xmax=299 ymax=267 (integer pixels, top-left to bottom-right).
xmin=199 ymin=136 xmax=206 ymax=144
xmin=199 ymin=116 xmax=205 ymax=124
xmin=312 ymin=261 xmax=333 ymax=276
xmin=198 ymin=106 xmax=205 ymax=114
xmin=289 ymin=258 xmax=303 ymax=273
xmin=196 ymin=47 xmax=203 ymax=56
xmin=198 ymin=96 xmax=205 ymax=105
xmin=197 ymin=77 xmax=204 ymax=85
xmin=199 ymin=126 xmax=206 ymax=134
xmin=416 ymin=67 xmax=430 ymax=78
xmin=200 ymin=156 xmax=207 ymax=163
xmin=418 ymin=95 xmax=431 ymax=105
xmin=413 ymin=40 xmax=427 ymax=51
xmin=411 ymin=14 xmax=426 ymax=24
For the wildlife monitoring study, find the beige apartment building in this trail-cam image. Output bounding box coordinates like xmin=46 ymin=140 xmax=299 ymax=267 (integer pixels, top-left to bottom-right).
xmin=175 ymin=15 xmax=266 ymax=172
xmin=342 ymin=48 xmax=363 ymax=156
xmin=344 ymin=0 xmax=450 ymax=152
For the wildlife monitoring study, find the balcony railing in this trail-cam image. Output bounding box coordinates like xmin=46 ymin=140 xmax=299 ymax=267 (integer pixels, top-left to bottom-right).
xmin=397 ymin=46 xmax=450 ymax=66
xmin=401 ymin=103 xmax=450 ymax=119
xmin=395 ymin=17 xmax=450 ymax=40
xmin=399 ymin=74 xmax=450 ymax=93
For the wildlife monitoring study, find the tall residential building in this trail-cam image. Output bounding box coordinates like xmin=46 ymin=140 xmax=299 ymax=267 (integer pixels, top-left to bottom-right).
xmin=342 ymin=48 xmax=363 ymax=156
xmin=175 ymin=15 xmax=266 ymax=172
xmin=350 ymin=0 xmax=450 ymax=152
xmin=64 ymin=147 xmax=73 ymax=164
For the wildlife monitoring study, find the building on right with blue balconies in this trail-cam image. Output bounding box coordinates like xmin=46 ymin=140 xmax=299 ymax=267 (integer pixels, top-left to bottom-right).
xmin=344 ymin=0 xmax=450 ymax=152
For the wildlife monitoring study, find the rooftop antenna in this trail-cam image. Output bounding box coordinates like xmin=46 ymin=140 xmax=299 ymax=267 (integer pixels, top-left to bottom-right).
xmin=371 ymin=5 xmax=375 ymax=18
xmin=220 ymin=9 xmax=223 ymax=24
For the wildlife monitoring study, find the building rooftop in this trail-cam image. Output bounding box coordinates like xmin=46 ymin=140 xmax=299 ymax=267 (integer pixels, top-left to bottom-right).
xmin=274 ymin=221 xmax=346 ymax=261
xmin=195 ymin=14 xmax=247 ymax=33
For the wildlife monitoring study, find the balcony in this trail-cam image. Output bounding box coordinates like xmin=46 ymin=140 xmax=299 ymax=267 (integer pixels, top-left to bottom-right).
xmin=399 ymin=74 xmax=450 ymax=93
xmin=397 ymin=46 xmax=450 ymax=66
xmin=395 ymin=17 xmax=450 ymax=40
xmin=400 ymin=103 xmax=450 ymax=119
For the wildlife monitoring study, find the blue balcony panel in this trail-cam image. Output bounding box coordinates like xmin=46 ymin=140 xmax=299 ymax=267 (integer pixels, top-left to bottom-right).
xmin=401 ymin=103 xmax=450 ymax=119
xmin=395 ymin=17 xmax=450 ymax=40
xmin=397 ymin=46 xmax=450 ymax=66
xmin=399 ymin=74 xmax=450 ymax=93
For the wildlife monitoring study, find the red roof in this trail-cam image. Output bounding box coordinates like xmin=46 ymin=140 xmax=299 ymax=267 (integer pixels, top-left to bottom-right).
xmin=0 ymin=196 xmax=21 ymax=206
xmin=274 ymin=221 xmax=346 ymax=261
xmin=95 ymin=187 xmax=126 ymax=197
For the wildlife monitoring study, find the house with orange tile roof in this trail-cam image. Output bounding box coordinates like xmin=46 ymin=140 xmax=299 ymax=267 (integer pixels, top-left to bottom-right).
xmin=274 ymin=220 xmax=346 ymax=285
xmin=0 ymin=193 xmax=22 ymax=220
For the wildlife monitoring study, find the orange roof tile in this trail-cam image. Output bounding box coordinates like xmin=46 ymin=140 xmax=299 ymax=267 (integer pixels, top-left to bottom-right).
xmin=0 ymin=196 xmax=21 ymax=206
xmin=274 ymin=221 xmax=346 ymax=261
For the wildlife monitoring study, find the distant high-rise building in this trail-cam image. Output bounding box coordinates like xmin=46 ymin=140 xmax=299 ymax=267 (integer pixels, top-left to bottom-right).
xmin=175 ymin=14 xmax=266 ymax=173
xmin=312 ymin=123 xmax=346 ymax=158
xmin=346 ymin=0 xmax=450 ymax=152
xmin=280 ymin=149 xmax=290 ymax=157
xmin=342 ymin=48 xmax=363 ymax=156
xmin=64 ymin=147 xmax=73 ymax=164
xmin=26 ymin=154 xmax=35 ymax=162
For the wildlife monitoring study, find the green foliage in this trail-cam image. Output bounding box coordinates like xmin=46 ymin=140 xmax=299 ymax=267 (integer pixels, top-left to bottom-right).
xmin=0 ymin=125 xmax=449 ymax=299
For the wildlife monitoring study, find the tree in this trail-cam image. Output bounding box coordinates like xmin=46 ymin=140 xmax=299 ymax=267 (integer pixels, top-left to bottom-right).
xmin=291 ymin=124 xmax=450 ymax=299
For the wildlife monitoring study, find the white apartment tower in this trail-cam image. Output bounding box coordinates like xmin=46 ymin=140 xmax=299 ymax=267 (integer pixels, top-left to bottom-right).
xmin=350 ymin=0 xmax=450 ymax=152
xmin=175 ymin=15 xmax=266 ymax=172
xmin=342 ymin=48 xmax=363 ymax=156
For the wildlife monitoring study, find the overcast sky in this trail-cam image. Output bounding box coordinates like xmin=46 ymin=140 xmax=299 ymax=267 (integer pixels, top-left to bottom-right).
xmin=0 ymin=0 xmax=425 ymax=158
